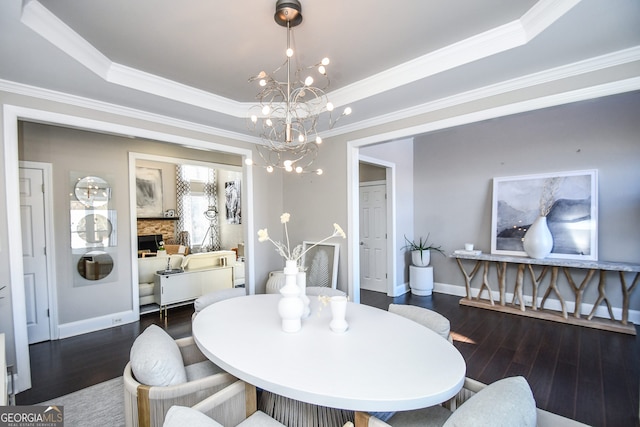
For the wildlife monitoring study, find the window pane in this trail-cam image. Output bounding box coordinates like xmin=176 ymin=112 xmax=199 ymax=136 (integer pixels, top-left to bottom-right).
xmin=189 ymin=193 xmax=210 ymax=246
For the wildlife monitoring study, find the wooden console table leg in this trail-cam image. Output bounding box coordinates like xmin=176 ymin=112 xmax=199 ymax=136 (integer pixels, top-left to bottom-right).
xmin=495 ymin=262 xmax=507 ymax=306
xmin=455 ymin=258 xmax=482 ymax=299
xmin=511 ymin=264 xmax=526 ymax=311
xmin=587 ymin=271 xmax=615 ymax=321
xmin=540 ymin=267 xmax=567 ymax=319
xmin=563 ymin=267 xmax=596 ymax=318
xmin=620 ymin=271 xmax=639 ymax=325
xmin=527 ymin=265 xmax=549 ymax=311
xmin=478 ymin=261 xmax=495 ymax=305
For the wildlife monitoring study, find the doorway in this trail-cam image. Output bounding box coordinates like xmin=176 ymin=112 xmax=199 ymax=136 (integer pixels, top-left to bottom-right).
xmin=19 ymin=162 xmax=57 ymax=344
xmin=359 ymin=182 xmax=387 ymax=293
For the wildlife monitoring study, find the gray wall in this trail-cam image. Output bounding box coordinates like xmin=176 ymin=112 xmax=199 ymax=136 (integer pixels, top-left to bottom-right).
xmin=414 ymin=92 xmax=640 ymax=309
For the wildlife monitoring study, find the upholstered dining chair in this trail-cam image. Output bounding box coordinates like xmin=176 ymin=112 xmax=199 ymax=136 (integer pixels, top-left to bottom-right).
xmin=358 ymin=376 xmax=589 ymax=427
xmin=124 ymin=325 xmax=237 ymax=427
xmin=192 ymin=287 xmax=247 ymax=319
xmin=388 ymin=304 xmax=453 ymax=343
xmin=163 ymin=380 xmax=286 ymax=427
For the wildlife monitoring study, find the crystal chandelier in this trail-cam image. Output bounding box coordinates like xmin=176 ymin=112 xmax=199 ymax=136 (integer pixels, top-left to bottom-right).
xmin=245 ymin=0 xmax=351 ymax=175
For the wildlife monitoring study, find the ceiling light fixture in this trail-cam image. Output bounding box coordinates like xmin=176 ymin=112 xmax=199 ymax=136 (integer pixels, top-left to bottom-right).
xmin=245 ymin=0 xmax=352 ymax=175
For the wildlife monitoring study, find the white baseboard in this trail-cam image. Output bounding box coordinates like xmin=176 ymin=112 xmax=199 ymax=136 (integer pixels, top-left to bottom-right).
xmin=434 ymin=282 xmax=640 ymax=325
xmin=57 ymin=310 xmax=138 ymax=339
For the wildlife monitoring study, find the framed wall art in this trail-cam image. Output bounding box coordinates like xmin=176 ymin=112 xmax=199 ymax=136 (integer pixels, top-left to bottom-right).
xmin=491 ymin=169 xmax=598 ymax=260
xmin=301 ymin=242 xmax=340 ymax=289
xmin=136 ymin=167 xmax=163 ymax=217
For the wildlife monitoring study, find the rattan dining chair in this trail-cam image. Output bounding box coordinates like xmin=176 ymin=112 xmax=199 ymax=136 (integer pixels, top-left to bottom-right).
xmin=163 ymin=380 xmax=286 ymax=427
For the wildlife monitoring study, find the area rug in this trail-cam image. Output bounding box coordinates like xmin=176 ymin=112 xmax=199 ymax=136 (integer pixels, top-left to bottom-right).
xmin=38 ymin=377 xmax=124 ymax=427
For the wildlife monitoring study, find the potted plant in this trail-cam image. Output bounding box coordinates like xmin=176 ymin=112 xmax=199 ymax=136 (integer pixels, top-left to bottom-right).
xmin=402 ymin=234 xmax=444 ymax=267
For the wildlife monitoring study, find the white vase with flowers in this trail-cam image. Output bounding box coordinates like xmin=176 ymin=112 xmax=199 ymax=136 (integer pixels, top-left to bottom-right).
xmin=258 ymin=213 xmax=346 ymax=332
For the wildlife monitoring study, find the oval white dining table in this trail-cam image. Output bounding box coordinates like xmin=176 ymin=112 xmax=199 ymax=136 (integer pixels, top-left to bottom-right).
xmin=192 ymin=294 xmax=466 ymax=414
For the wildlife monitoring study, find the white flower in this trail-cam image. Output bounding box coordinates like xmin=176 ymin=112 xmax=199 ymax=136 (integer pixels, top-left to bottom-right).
xmin=258 ymin=213 xmax=345 ymax=263
xmin=257 ymin=229 xmax=269 ymax=242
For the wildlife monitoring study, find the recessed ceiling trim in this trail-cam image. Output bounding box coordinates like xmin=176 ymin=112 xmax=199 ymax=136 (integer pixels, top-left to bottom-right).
xmin=346 ymin=76 xmax=640 ymax=149
xmin=107 ymin=63 xmax=245 ymax=116
xmin=21 ymin=0 xmax=111 ymax=79
xmin=21 ymin=0 xmax=245 ymax=117
xmin=0 ymin=78 xmax=260 ymax=144
xmin=521 ymin=0 xmax=582 ymax=40
xmin=21 ymin=0 xmax=581 ymax=120
xmin=328 ymin=0 xmax=582 ymax=108
xmin=324 ymin=46 xmax=640 ymax=138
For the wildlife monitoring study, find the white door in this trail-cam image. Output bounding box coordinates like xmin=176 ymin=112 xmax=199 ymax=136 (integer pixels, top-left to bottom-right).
xmin=20 ymin=167 xmax=51 ymax=344
xmin=359 ymin=183 xmax=387 ymax=292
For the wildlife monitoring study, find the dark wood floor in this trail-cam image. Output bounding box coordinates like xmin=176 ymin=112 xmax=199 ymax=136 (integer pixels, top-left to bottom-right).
xmin=16 ymin=291 xmax=640 ymax=426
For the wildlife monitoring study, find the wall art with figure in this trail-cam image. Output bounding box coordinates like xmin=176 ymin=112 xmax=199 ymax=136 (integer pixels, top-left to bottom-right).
xmin=225 ymin=180 xmax=241 ymax=224
xmin=491 ymin=169 xmax=598 ymax=260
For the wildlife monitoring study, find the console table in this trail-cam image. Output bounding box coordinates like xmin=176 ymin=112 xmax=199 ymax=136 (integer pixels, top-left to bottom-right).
xmin=154 ymin=266 xmax=233 ymax=318
xmin=451 ymin=253 xmax=640 ymax=334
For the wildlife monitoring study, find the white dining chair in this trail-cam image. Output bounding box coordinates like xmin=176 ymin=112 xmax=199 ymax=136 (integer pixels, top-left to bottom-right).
xmin=388 ymin=304 xmax=452 ymax=343
xmin=361 ymin=376 xmax=589 ymax=427
xmin=192 ymin=287 xmax=247 ymax=319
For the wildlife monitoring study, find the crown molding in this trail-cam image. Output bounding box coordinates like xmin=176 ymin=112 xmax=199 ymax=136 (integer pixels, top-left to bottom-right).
xmin=22 ymin=0 xmax=111 ymax=79
xmin=327 ymin=0 xmax=582 ymax=108
xmin=107 ymin=63 xmax=245 ymax=117
xmin=324 ymin=46 xmax=640 ymax=138
xmin=21 ymin=0 xmax=582 ymax=117
xmin=21 ymin=0 xmax=245 ymax=117
xmin=346 ymin=76 xmax=640 ymax=148
xmin=2 ymin=45 xmax=638 ymax=146
xmin=520 ymin=0 xmax=582 ymax=40
xmin=0 ymin=78 xmax=259 ymax=144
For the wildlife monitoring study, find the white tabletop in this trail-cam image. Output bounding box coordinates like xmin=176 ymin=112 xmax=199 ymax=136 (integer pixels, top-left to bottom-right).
xmin=192 ymin=294 xmax=466 ymax=412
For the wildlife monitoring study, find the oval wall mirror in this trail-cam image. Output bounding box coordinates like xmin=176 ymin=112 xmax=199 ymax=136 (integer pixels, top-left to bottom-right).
xmin=77 ymin=250 xmax=114 ymax=280
xmin=75 ymin=176 xmax=111 ymax=208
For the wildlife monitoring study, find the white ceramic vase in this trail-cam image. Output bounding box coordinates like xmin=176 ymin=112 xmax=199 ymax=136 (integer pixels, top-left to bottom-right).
xmin=278 ymin=260 xmax=304 ymax=333
xmin=411 ymin=250 xmax=431 ymax=267
xmin=523 ymin=216 xmax=553 ymax=259
xmin=329 ymin=295 xmax=349 ymax=333
xmin=297 ymin=270 xmax=310 ymax=318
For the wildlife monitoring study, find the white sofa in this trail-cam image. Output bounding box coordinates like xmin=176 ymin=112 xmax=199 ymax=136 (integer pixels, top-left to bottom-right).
xmin=181 ymin=251 xmax=236 ymax=270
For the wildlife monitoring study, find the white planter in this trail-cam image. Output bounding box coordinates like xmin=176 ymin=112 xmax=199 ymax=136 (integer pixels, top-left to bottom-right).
xmin=409 ymin=265 xmax=434 ymax=296
xmin=411 ymin=250 xmax=431 ymax=267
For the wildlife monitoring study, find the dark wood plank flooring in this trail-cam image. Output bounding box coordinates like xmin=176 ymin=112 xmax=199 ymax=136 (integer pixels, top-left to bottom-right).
xmin=16 ymin=291 xmax=640 ymax=426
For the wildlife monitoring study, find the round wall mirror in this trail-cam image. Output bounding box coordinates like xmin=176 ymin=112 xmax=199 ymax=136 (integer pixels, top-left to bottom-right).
xmin=77 ymin=250 xmax=114 ymax=280
xmin=76 ymin=213 xmax=113 ymax=244
xmin=75 ymin=176 xmax=111 ymax=208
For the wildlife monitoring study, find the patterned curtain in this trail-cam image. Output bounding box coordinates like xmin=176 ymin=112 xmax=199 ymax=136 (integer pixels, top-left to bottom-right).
xmin=175 ymin=165 xmax=191 ymax=247
xmin=202 ymin=168 xmax=220 ymax=251
xmin=175 ymin=164 xmax=219 ymax=252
